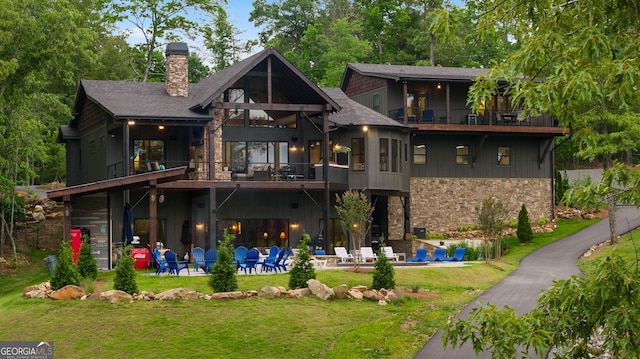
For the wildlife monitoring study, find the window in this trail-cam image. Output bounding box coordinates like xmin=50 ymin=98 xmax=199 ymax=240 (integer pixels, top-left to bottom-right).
xmin=373 ymin=94 xmax=380 ymax=113
xmin=224 ymin=141 xmax=289 ymax=172
xmin=133 ymin=139 xmax=165 ymax=172
xmin=414 ymin=144 xmax=427 ymax=164
xmin=226 ymin=89 xmax=245 ymax=126
xmin=498 ymin=146 xmax=510 ymax=166
xmin=456 ymin=145 xmax=469 ymax=165
xmin=351 ymin=138 xmax=365 ymax=171
xmin=391 ymin=139 xmax=399 ymax=172
xmin=379 ymin=138 xmax=389 ymax=171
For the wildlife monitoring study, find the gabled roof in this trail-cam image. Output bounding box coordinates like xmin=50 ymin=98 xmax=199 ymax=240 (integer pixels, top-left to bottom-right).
xmin=73 ymin=80 xmax=210 ymax=125
xmin=341 ymin=63 xmax=488 ymax=90
xmin=323 ymin=88 xmax=408 ymax=128
xmin=190 ymin=47 xmax=340 ymax=113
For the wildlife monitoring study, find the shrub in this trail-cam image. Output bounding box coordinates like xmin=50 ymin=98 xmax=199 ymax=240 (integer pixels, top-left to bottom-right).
xmin=508 ymin=219 xmax=518 ymax=228
xmin=77 ymin=238 xmax=98 ymax=280
xmin=209 ymin=229 xmax=238 ymax=293
xmin=554 ymin=169 xmax=570 ymax=205
xmin=113 ymin=246 xmax=138 ymax=295
xmin=517 ymin=204 xmax=534 ymax=244
xmin=539 ymin=217 xmax=550 ymax=225
xmin=50 ymin=240 xmax=80 ymax=290
xmin=372 ymin=238 xmax=395 ymax=290
xmin=427 ymin=232 xmax=446 ymax=239
xmin=288 ymin=233 xmax=316 ymax=289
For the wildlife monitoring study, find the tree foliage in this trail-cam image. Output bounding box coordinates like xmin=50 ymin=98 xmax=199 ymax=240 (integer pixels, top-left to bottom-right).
xmin=77 ymin=239 xmax=98 ymax=281
xmin=372 ymin=235 xmax=395 ymax=290
xmin=209 ymin=229 xmax=238 ymax=293
xmin=476 ymin=197 xmax=507 ymax=260
xmin=288 ymin=233 xmax=316 ymax=289
xmin=516 ymin=204 xmax=533 ymax=244
xmin=50 ymin=240 xmax=80 ymax=291
xmin=103 ymin=0 xmax=224 ymax=82
xmin=335 ymin=189 xmax=374 ymax=269
xmin=443 ymin=254 xmax=640 ymax=358
xmin=113 ymin=245 xmax=138 ymax=294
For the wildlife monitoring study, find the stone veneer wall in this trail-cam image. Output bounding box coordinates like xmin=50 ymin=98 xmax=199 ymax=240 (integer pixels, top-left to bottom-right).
xmin=211 ymin=95 xmax=228 ymax=180
xmin=165 ymin=54 xmax=188 ymax=97
xmin=387 ymin=177 xmax=553 ymax=238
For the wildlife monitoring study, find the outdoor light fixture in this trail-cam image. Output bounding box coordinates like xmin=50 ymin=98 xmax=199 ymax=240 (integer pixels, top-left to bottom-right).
xmin=362 ymin=125 xmax=368 ymax=132
xmin=279 ymin=231 xmax=286 ymax=240
xmin=128 ymin=120 xmax=135 ymax=126
xmin=158 ymin=125 xmax=165 ymax=130
xmin=263 ymin=232 xmax=268 ymax=240
xmin=437 ymin=83 xmax=442 ymax=90
xmin=158 ymin=191 xmax=165 ymax=204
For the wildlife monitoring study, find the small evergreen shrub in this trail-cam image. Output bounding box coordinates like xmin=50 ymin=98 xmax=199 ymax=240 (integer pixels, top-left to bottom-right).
xmin=209 ymin=229 xmax=238 ymax=293
xmin=288 ymin=233 xmax=316 ymax=289
xmin=517 ymin=204 xmax=534 ymax=244
xmin=372 ymin=238 xmax=395 ymax=290
xmin=539 ymin=217 xmax=550 ymax=225
xmin=77 ymin=238 xmax=98 ymax=280
xmin=508 ymin=219 xmax=518 ymax=228
xmin=113 ymin=246 xmax=138 ymax=294
xmin=50 ymin=240 xmax=80 ymax=290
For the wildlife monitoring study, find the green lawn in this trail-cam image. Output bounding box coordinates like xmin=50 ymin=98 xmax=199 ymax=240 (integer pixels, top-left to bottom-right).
xmin=0 ymin=219 xmax=599 ymax=359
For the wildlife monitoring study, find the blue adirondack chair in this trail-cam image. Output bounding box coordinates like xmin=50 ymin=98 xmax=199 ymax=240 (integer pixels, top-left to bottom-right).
xmin=164 ymin=250 xmax=190 ymax=275
xmin=263 ymin=247 xmax=285 ymax=273
xmin=276 ymin=247 xmax=292 ymax=272
xmin=204 ymin=249 xmax=217 ymax=273
xmin=191 ymin=247 xmax=205 ymax=272
xmin=153 ymin=249 xmax=169 ymax=275
xmin=258 ymin=246 xmax=279 ymax=271
xmin=240 ymin=248 xmax=261 ymax=274
xmin=407 ymin=248 xmax=427 ymax=262
xmin=234 ymin=246 xmax=248 ymax=272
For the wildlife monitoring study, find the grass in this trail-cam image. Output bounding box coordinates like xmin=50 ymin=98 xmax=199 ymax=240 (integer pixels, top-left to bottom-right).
xmin=0 ymin=218 xmax=599 ymax=359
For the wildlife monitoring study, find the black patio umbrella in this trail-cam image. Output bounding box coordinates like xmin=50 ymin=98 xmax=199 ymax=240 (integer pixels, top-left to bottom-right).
xmin=122 ymin=203 xmax=134 ymax=246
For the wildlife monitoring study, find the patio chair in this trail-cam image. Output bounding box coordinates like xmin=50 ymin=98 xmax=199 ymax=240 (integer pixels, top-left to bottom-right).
xmin=360 ymin=247 xmax=377 ymax=262
xmin=442 ymin=247 xmax=466 ymax=262
xmin=191 ymin=247 xmax=205 ymax=272
xmin=407 ymin=248 xmax=427 ymax=262
xmin=258 ymin=246 xmax=279 ymax=271
xmin=204 ymin=249 xmax=217 ymax=273
xmin=334 ymin=247 xmax=353 ymax=263
xmin=263 ymin=247 xmax=286 ymax=273
xmin=240 ymin=248 xmax=261 ymax=274
xmin=152 ymin=249 xmax=169 ymax=275
xmin=234 ymin=246 xmax=248 ymax=272
xmin=315 ymin=249 xmax=326 ymax=255
xmin=381 ymin=246 xmax=399 ymax=261
xmin=277 ymin=247 xmax=292 ymax=272
xmin=164 ymin=250 xmax=190 ymax=275
xmin=421 ymin=109 xmax=434 ymax=123
xmin=425 ymin=248 xmax=447 ymax=262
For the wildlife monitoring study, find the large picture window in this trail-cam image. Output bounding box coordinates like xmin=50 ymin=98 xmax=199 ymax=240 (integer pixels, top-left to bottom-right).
xmin=133 ymin=139 xmax=165 ymax=172
xmin=351 ymin=138 xmax=365 ymax=171
xmin=456 ymin=145 xmax=469 ymax=165
xmin=224 ymin=141 xmax=288 ymax=172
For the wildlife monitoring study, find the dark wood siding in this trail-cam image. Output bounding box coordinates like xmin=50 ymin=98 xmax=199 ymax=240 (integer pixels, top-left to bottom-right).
xmin=343 ymin=71 xmax=387 ymax=97
xmin=411 ymin=134 xmax=552 ymax=179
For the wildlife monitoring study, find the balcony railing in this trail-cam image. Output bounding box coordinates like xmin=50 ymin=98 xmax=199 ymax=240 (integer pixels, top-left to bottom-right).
xmin=390 ymin=107 xmax=558 ymax=127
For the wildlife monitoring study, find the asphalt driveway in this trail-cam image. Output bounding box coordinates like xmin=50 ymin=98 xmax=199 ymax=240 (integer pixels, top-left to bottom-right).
xmin=415 ymin=206 xmax=640 ymax=359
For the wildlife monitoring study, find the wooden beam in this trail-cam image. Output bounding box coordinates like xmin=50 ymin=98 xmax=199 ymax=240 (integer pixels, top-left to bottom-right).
xmin=213 ymin=102 xmax=327 ymax=112
xmin=149 ymin=181 xmax=157 ymax=251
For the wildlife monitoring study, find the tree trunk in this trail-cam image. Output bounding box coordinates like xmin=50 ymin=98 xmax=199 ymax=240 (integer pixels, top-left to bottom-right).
xmin=608 ymin=195 xmax=617 ymax=244
xmin=0 ymin=215 xmax=17 ymax=262
xmin=430 ymin=33 xmax=435 ymax=66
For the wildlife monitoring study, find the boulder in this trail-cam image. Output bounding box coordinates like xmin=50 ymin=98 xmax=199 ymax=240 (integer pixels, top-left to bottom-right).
xmin=380 ymin=288 xmax=400 ymax=301
xmin=333 ymin=284 xmax=349 ymax=299
xmin=259 ymin=286 xmax=281 ymax=299
xmin=351 ymin=285 xmax=369 ymax=292
xmin=50 ymin=285 xmax=85 ymax=300
xmin=245 ymin=290 xmax=259 ymax=298
xmin=378 ymin=299 xmax=388 ymax=306
xmin=155 ymin=288 xmax=201 ymax=301
xmin=99 ymin=290 xmax=133 ymax=303
xmin=211 ymin=291 xmax=244 ymax=300
xmin=346 ymin=289 xmax=364 ymax=300
xmin=23 ymin=282 xmax=50 ymax=297
xmin=288 ymin=288 xmax=311 ymax=298
xmin=362 ymin=289 xmax=383 ymax=301
xmin=307 ymin=279 xmax=335 ymax=300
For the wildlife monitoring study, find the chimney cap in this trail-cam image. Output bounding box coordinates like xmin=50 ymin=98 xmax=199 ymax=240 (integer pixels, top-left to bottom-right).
xmin=165 ymin=42 xmax=189 ymax=56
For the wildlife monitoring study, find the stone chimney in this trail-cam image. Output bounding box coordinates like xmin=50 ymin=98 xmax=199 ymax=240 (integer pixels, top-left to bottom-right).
xmin=165 ymin=42 xmax=189 ymax=97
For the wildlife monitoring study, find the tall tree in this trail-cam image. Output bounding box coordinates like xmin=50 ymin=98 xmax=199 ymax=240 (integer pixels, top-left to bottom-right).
xmin=335 ymin=189 xmax=374 ymax=270
xmin=102 ymin=0 xmax=224 ymax=82
xmin=205 ymin=8 xmax=243 ymax=72
xmin=467 ymin=0 xmax=640 ymax=244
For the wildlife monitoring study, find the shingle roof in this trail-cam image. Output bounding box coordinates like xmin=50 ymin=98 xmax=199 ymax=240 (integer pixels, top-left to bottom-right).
xmin=345 ymin=63 xmax=488 ymax=82
xmin=79 ymin=80 xmax=209 ymax=121
xmin=323 ymin=88 xmax=408 ymax=128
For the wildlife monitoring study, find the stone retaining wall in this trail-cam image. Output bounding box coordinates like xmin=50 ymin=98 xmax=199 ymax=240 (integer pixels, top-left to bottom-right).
xmin=387 ymin=177 xmax=553 ymax=238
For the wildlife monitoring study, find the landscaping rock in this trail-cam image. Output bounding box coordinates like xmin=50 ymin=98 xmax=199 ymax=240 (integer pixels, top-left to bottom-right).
xmin=155 ymin=288 xmax=200 ymax=301
xmin=307 ymin=279 xmax=335 ymax=300
xmin=99 ymin=290 xmax=133 ymax=303
xmin=362 ymin=289 xmax=383 ymax=301
xmin=333 ymin=284 xmax=349 ymax=299
xmin=259 ymin=286 xmax=281 ymax=299
xmin=288 ymin=288 xmax=311 ymax=298
xmin=50 ymin=285 xmax=85 ymax=300
xmin=23 ymin=282 xmax=51 ymax=298
xmin=380 ymin=288 xmax=400 ymax=301
xmin=351 ymin=285 xmax=369 ymax=292
xmin=346 ymin=289 xmax=364 ymax=300
xmin=211 ymin=291 xmax=244 ymax=300
xmin=245 ymin=290 xmax=259 ymax=298
xmin=378 ymin=299 xmax=388 ymax=306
